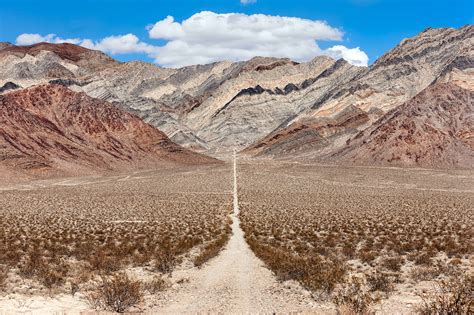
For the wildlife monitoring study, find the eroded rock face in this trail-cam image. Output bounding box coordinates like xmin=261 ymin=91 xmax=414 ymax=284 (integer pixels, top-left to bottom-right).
xmin=332 ymin=82 xmax=474 ymax=168
xmin=0 ymin=84 xmax=216 ymax=178
xmin=242 ymin=25 xmax=473 ymax=166
xmin=0 ymin=26 xmax=472 ymax=166
xmin=243 ymin=105 xmax=373 ymax=158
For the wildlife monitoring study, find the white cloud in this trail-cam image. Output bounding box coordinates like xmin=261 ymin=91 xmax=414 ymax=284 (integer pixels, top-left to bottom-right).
xmin=147 ymin=11 xmax=368 ymax=68
xmin=240 ymin=0 xmax=257 ymax=4
xmin=15 ymin=33 xmax=157 ymax=55
xmin=15 ymin=11 xmax=369 ymax=68
xmin=326 ymin=45 xmax=369 ymax=67
xmin=16 ymin=33 xmax=56 ymax=45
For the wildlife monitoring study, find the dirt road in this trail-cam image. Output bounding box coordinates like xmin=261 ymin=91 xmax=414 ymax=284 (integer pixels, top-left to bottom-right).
xmin=153 ymin=152 xmax=322 ymax=314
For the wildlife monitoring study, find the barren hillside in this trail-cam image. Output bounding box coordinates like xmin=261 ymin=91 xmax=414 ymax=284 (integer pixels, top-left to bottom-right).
xmin=0 ymin=84 xmax=216 ymax=179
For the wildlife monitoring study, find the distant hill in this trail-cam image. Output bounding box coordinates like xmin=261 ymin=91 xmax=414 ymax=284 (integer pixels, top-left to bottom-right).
xmin=0 ymin=84 xmax=217 ymax=179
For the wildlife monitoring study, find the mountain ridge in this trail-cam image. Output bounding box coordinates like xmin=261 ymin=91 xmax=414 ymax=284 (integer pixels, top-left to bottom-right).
xmin=0 ymin=25 xmax=472 ymax=168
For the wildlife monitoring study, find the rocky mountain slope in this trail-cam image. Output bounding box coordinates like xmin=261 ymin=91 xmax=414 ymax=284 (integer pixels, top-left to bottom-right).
xmin=244 ymin=25 xmax=473 ymax=164
xmin=333 ymin=81 xmax=473 ymax=168
xmin=0 ymin=84 xmax=215 ymax=179
xmin=0 ymin=25 xmax=472 ymax=168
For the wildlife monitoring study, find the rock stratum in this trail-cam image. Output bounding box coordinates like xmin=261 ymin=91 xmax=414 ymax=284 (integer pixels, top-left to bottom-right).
xmin=334 ymin=82 xmax=474 ymax=168
xmin=0 ymin=84 xmax=215 ymax=179
xmin=0 ymin=25 xmax=473 ymax=169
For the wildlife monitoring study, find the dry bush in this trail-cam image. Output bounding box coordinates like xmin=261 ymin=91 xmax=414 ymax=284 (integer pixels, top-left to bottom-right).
xmin=194 ymin=225 xmax=231 ymax=267
xmin=0 ymin=267 xmax=7 ymax=290
xmin=87 ymin=250 xmax=121 ymax=274
xmin=366 ymin=270 xmax=394 ymax=294
xmin=381 ymin=256 xmax=404 ymax=272
xmin=86 ymin=273 xmax=143 ymax=313
xmin=238 ymin=163 xmax=473 ymax=307
xmin=0 ymin=167 xmax=232 ymax=294
xmin=414 ymin=251 xmax=434 ymax=266
xmin=154 ymin=246 xmax=179 ymax=275
xmin=417 ymin=273 xmax=473 ymax=314
xmin=410 ymin=266 xmax=441 ymax=282
xmin=143 ymin=275 xmax=167 ymax=294
xmin=332 ymin=276 xmax=376 ymax=315
xmin=70 ymin=281 xmax=80 ymax=296
xmin=246 ymin=237 xmax=346 ymax=293
xmin=37 ymin=264 xmax=68 ymax=289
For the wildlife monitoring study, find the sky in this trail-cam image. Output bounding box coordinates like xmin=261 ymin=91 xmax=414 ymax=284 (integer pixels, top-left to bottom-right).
xmin=1 ymin=0 xmax=472 ymax=68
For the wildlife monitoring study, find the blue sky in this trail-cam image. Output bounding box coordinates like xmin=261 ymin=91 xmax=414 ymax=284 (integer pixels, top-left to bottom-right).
xmin=1 ymin=0 xmax=472 ymax=67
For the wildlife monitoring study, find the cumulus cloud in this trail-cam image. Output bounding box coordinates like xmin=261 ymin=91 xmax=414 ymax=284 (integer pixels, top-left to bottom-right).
xmin=15 ymin=11 xmax=369 ymax=68
xmin=147 ymin=12 xmax=368 ymax=68
xmin=326 ymin=45 xmax=369 ymax=67
xmin=16 ymin=33 xmax=82 ymax=46
xmin=240 ymin=0 xmax=257 ymax=4
xmin=15 ymin=33 xmax=157 ymax=55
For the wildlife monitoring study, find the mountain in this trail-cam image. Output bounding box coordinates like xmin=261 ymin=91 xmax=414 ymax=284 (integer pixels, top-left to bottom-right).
xmin=244 ymin=25 xmax=473 ymax=165
xmin=0 ymin=42 xmax=117 ymax=78
xmin=0 ymin=84 xmax=216 ymax=179
xmin=0 ymin=25 xmax=472 ymax=168
xmin=331 ymin=82 xmax=473 ymax=168
xmin=0 ymin=43 xmax=364 ymax=153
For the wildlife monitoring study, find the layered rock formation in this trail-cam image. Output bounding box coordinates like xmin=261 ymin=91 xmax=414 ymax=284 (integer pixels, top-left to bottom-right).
xmin=244 ymin=25 xmax=473 ymax=167
xmin=333 ymin=82 xmax=473 ymax=168
xmin=1 ymin=25 xmax=472 ymax=168
xmin=0 ymin=84 xmax=215 ymax=178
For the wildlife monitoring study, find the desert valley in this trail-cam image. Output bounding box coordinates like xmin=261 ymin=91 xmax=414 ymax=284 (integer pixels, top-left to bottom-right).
xmin=0 ymin=12 xmax=472 ymax=315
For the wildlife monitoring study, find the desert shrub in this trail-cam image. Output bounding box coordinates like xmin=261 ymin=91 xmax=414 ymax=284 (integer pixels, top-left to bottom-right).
xmin=414 ymin=252 xmax=434 ymax=266
xmin=194 ymin=227 xmax=231 ymax=267
xmin=381 ymin=256 xmax=404 ymax=272
xmin=87 ymin=250 xmax=121 ymax=274
xmin=18 ymin=250 xmax=45 ymax=278
xmin=246 ymin=237 xmax=346 ymax=294
xmin=86 ymin=273 xmax=143 ymax=313
xmin=37 ymin=266 xmax=68 ymax=289
xmin=333 ymin=276 xmax=376 ymax=315
xmin=418 ymin=274 xmax=473 ymax=315
xmin=359 ymin=250 xmax=376 ymax=264
xmin=342 ymin=243 xmax=357 ymax=259
xmin=410 ymin=266 xmax=440 ymax=282
xmin=143 ymin=275 xmax=167 ymax=294
xmin=70 ymin=281 xmax=80 ymax=296
xmin=367 ymin=270 xmax=394 ymax=294
xmin=0 ymin=267 xmax=7 ymax=290
xmin=154 ymin=247 xmax=179 ymax=275
xmin=36 ymin=257 xmax=69 ymax=289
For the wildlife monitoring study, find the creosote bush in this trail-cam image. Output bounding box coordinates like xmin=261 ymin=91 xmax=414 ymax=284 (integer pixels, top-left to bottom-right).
xmin=194 ymin=223 xmax=232 ymax=267
xmin=332 ymin=276 xmax=376 ymax=315
xmin=0 ymin=168 xmax=232 ymax=296
xmin=143 ymin=275 xmax=168 ymax=294
xmin=86 ymin=273 xmax=143 ymax=313
xmin=0 ymin=267 xmax=7 ymax=290
xmin=238 ymin=163 xmax=473 ymax=310
xmin=418 ymin=273 xmax=473 ymax=315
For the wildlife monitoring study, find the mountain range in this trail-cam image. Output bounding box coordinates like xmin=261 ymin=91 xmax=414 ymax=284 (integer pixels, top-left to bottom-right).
xmin=0 ymin=25 xmax=472 ymax=178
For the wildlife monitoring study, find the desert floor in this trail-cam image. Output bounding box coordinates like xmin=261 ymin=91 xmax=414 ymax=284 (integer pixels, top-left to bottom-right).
xmin=0 ymin=157 xmax=472 ymax=314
